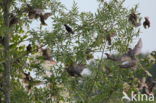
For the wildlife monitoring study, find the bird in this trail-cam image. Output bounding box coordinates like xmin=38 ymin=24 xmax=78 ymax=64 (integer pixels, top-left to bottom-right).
xmin=26 ymin=4 xmax=42 ymax=19
xmin=106 ymin=32 xmax=116 ymax=45
xmin=22 ymin=72 xmax=43 ymax=91
xmin=105 ymin=38 xmax=142 ymax=69
xmin=64 ymin=24 xmax=74 ymax=34
xmin=39 ymin=13 xmax=52 ymax=25
xmin=26 ymin=44 xmax=32 ymax=52
xmin=66 ymin=64 xmax=86 ymax=77
xmin=128 ymin=12 xmax=141 ymax=27
xmin=41 ymin=48 xmax=56 ymax=64
xmin=26 ymin=4 xmax=51 ymax=25
xmin=9 ymin=14 xmax=19 ymax=27
xmin=143 ymin=17 xmax=150 ymax=29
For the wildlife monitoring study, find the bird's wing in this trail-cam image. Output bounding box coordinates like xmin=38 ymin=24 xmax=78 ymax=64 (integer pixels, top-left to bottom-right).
xmin=132 ymin=38 xmax=142 ymax=55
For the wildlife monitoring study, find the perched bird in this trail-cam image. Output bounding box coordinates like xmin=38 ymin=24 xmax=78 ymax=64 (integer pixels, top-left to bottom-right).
xmin=64 ymin=24 xmax=74 ymax=34
xmin=143 ymin=17 xmax=150 ymax=29
xmin=42 ymin=48 xmax=52 ymax=60
xmin=106 ymin=32 xmax=116 ymax=45
xmin=105 ymin=38 xmax=142 ymax=69
xmin=128 ymin=12 xmax=141 ymax=27
xmin=26 ymin=44 xmax=32 ymax=52
xmin=106 ymin=35 xmax=111 ymax=45
xmin=66 ymin=64 xmax=86 ymax=77
xmin=9 ymin=14 xmax=19 ymax=27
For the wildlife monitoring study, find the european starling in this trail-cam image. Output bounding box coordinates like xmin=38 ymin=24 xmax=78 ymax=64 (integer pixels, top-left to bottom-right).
xmin=143 ymin=17 xmax=150 ymax=29
xmin=9 ymin=14 xmax=19 ymax=27
xmin=64 ymin=24 xmax=74 ymax=34
xmin=66 ymin=64 xmax=85 ymax=76
xmin=26 ymin=44 xmax=32 ymax=52
xmin=105 ymin=38 xmax=142 ymax=69
xmin=128 ymin=12 xmax=141 ymax=27
xmin=42 ymin=48 xmax=51 ymax=60
xmin=40 ymin=15 xmax=47 ymax=25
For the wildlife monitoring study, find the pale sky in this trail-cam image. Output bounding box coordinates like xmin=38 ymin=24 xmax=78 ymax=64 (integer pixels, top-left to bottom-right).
xmin=61 ymin=0 xmax=156 ymax=53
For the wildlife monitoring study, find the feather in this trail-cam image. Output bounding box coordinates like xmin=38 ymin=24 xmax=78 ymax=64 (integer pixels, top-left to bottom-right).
xmin=66 ymin=64 xmax=85 ymax=76
xmin=132 ymin=38 xmax=142 ymax=55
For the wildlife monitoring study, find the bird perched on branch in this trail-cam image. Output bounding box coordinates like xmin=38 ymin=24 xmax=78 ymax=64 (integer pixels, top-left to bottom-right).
xmin=105 ymin=38 xmax=142 ymax=69
xmin=106 ymin=31 xmax=116 ymax=45
xmin=143 ymin=17 xmax=150 ymax=29
xmin=9 ymin=14 xmax=19 ymax=27
xmin=128 ymin=12 xmax=141 ymax=27
xmin=64 ymin=24 xmax=74 ymax=34
xmin=26 ymin=44 xmax=32 ymax=52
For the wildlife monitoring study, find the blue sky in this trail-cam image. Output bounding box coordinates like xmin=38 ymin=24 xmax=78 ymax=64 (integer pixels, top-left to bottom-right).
xmin=61 ymin=0 xmax=156 ymax=53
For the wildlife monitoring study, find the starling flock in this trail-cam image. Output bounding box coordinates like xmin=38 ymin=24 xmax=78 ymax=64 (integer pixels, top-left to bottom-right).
xmin=1 ymin=2 xmax=152 ymax=95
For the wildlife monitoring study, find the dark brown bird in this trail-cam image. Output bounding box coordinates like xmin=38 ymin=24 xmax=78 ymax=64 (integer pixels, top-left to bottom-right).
xmin=128 ymin=12 xmax=141 ymax=27
xmin=39 ymin=13 xmax=52 ymax=25
xmin=42 ymin=13 xmax=52 ymax=20
xmin=26 ymin=44 xmax=32 ymax=52
xmin=40 ymin=15 xmax=47 ymax=25
xmin=42 ymin=48 xmax=52 ymax=60
xmin=64 ymin=24 xmax=74 ymax=34
xmin=66 ymin=64 xmax=85 ymax=77
xmin=143 ymin=17 xmax=150 ymax=29
xmin=26 ymin=4 xmax=42 ymax=19
xmin=106 ymin=35 xmax=111 ymax=45
xmin=9 ymin=14 xmax=19 ymax=27
xmin=106 ymin=32 xmax=116 ymax=45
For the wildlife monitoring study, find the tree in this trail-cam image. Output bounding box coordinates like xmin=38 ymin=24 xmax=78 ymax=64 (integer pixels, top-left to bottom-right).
xmin=0 ymin=0 xmax=155 ymax=103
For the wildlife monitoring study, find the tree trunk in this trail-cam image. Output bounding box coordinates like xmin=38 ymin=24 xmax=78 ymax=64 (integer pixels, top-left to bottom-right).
xmin=2 ymin=0 xmax=11 ymax=103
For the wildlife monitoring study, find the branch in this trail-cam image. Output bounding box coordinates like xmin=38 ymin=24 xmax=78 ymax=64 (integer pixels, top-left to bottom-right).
xmin=11 ymin=44 xmax=46 ymax=64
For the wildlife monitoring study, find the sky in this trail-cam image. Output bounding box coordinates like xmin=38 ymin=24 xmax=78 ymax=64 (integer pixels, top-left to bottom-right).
xmin=60 ymin=0 xmax=156 ymax=53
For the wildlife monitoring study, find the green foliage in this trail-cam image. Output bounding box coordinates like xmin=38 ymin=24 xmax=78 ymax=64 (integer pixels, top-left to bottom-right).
xmin=0 ymin=0 xmax=155 ymax=103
